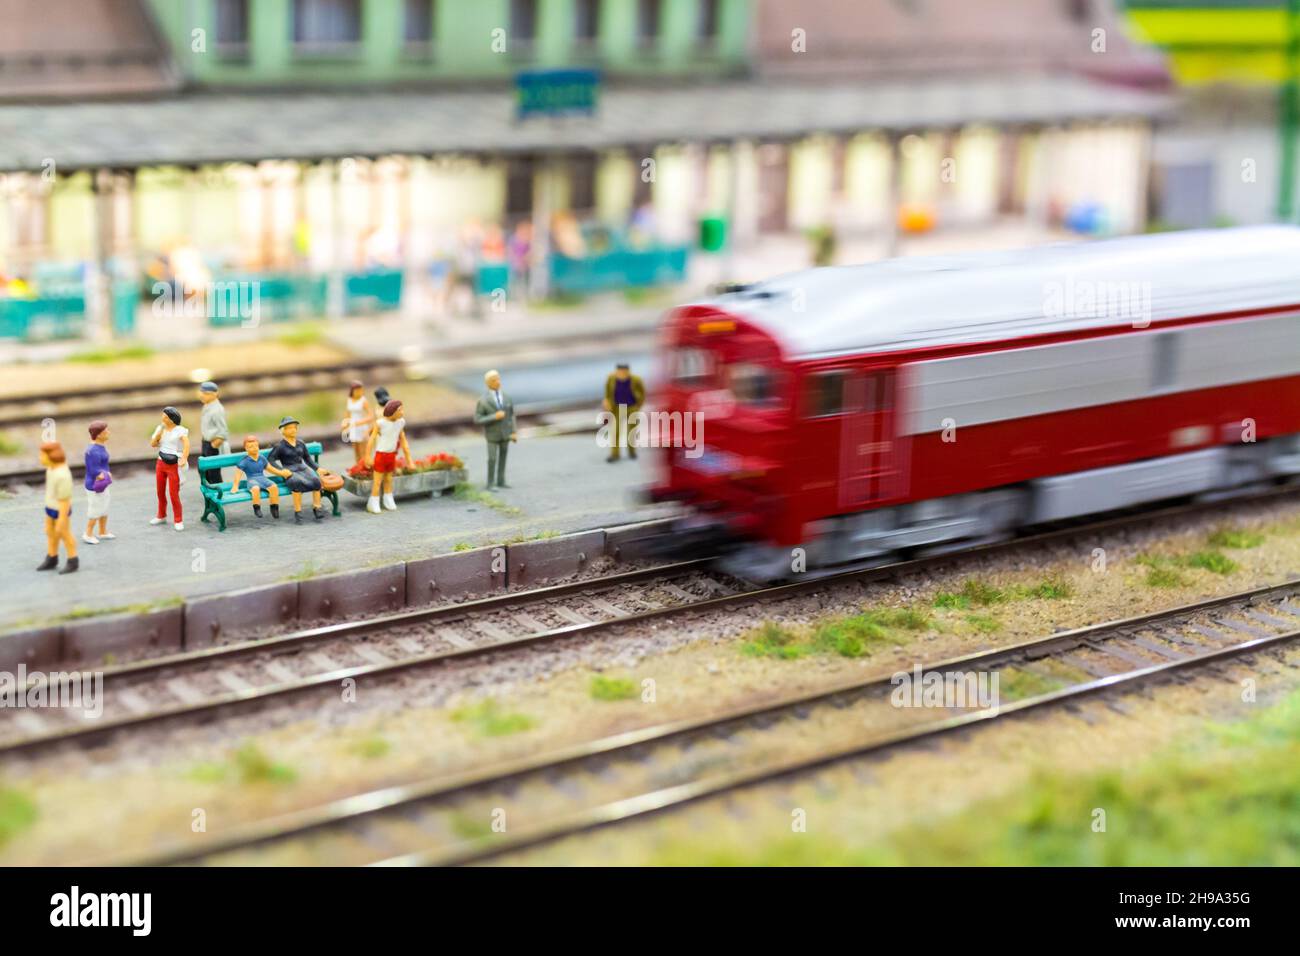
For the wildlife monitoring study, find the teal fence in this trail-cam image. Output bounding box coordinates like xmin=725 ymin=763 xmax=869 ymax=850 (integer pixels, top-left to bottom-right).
xmin=0 ymin=283 xmax=138 ymax=340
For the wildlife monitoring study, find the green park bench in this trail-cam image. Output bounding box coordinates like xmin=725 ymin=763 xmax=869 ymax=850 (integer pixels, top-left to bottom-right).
xmin=197 ymin=441 xmax=340 ymax=532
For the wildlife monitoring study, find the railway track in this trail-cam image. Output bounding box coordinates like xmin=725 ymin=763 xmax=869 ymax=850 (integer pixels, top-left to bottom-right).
xmin=112 ymin=577 xmax=1300 ymax=866
xmin=0 ymin=358 xmax=406 ymax=430
xmin=0 ymin=558 xmax=729 ymax=754
xmin=4 ymin=485 xmax=1296 ymax=763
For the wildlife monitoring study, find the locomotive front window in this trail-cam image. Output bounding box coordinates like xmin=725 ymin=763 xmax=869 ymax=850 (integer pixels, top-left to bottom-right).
xmin=726 ymin=363 xmax=784 ymax=408
xmin=671 ymin=348 xmax=715 ymax=386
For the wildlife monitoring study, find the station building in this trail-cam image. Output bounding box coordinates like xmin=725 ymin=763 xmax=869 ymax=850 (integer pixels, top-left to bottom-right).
xmin=0 ymin=0 xmax=1170 ymax=340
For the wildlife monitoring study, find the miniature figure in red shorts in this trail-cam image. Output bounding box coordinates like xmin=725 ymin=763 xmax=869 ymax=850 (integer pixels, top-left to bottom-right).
xmin=363 ymin=398 xmax=412 ymax=514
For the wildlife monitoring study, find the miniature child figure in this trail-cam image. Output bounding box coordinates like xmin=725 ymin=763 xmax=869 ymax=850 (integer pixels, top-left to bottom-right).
xmin=149 ymin=406 xmax=189 ymax=531
xmin=82 ymin=420 xmax=114 ymax=544
xmin=230 ymin=435 xmax=281 ymax=519
xmin=267 ymin=416 xmax=325 ymax=523
xmin=363 ymin=398 xmax=412 ymax=514
xmin=197 ymin=380 xmax=228 ymax=484
xmin=37 ymin=441 xmax=78 ymax=574
xmin=340 ymin=380 xmax=374 ymax=465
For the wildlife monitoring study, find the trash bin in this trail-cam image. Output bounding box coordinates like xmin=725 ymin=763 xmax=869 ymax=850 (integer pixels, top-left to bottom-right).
xmin=699 ymin=216 xmax=727 ymax=252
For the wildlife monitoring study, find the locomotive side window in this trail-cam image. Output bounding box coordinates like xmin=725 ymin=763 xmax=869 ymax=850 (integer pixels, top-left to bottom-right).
xmin=805 ymin=371 xmax=847 ymax=417
xmin=1151 ymin=331 xmax=1180 ymax=390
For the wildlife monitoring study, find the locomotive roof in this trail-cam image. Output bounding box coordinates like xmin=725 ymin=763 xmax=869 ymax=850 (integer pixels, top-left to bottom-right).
xmin=701 ymin=226 xmax=1300 ymax=359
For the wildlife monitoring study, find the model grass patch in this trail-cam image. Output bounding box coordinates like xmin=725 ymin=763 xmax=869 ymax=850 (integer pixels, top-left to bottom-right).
xmin=183 ymin=744 xmax=297 ymax=785
xmin=66 ymin=344 xmax=156 ymax=364
xmin=228 ymin=390 xmax=336 ymax=436
xmin=933 ymin=575 xmax=1072 ymax=610
xmin=349 ymin=735 xmax=391 ymax=759
xmin=0 ymin=433 xmax=22 ymax=457
xmin=742 ymin=608 xmax=929 ymax=660
xmin=646 ymin=688 xmax=1300 ymax=866
xmin=0 ymin=787 xmax=37 ymax=848
xmin=1207 ymin=526 xmax=1265 ymax=550
xmin=1137 ymin=549 xmax=1238 ymax=586
xmin=451 ymin=698 xmax=536 ymax=737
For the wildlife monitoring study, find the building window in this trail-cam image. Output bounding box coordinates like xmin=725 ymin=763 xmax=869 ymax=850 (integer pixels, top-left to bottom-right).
xmin=214 ymin=0 xmax=249 ymax=56
xmin=570 ymin=154 xmax=597 ymax=213
xmin=637 ymin=0 xmax=661 ymax=52
xmin=505 ymin=158 xmax=535 ymax=220
xmin=511 ymin=0 xmax=537 ymax=58
xmin=696 ymin=0 xmax=720 ymax=47
xmin=574 ymin=0 xmax=600 ymax=54
xmin=404 ymin=0 xmax=434 ymax=50
xmin=293 ymin=0 xmax=361 ymax=53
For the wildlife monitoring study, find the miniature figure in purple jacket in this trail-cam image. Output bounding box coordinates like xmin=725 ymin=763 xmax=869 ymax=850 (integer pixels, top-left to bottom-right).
xmin=82 ymin=420 xmax=115 ymax=545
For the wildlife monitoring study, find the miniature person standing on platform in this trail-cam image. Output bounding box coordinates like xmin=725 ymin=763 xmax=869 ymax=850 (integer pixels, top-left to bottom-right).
xmin=474 ymin=369 xmax=516 ymax=489
xmin=341 ymin=380 xmax=375 ymax=466
xmin=82 ymin=420 xmax=114 ymax=544
xmin=197 ymin=381 xmax=228 ymax=484
xmin=150 ymin=406 xmax=189 ymax=531
xmin=603 ymin=363 xmax=646 ymax=462
xmin=38 ymin=441 xmax=78 ymax=573
xmin=363 ymin=398 xmax=413 ymax=514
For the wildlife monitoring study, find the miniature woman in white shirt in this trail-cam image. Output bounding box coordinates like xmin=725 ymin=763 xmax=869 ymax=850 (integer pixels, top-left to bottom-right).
xmin=363 ymin=398 xmax=412 ymax=514
xmin=341 ymin=380 xmax=375 ymax=465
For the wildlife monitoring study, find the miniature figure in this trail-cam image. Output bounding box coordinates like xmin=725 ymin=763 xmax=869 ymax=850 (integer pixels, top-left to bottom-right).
xmin=37 ymin=441 xmax=77 ymax=573
xmin=474 ymin=369 xmax=516 ymax=489
xmin=82 ymin=420 xmax=114 ymax=544
xmin=230 ymin=434 xmax=281 ymax=518
xmin=267 ymin=416 xmax=325 ymax=523
xmin=341 ymin=380 xmax=375 ymax=465
xmin=603 ymin=362 xmax=646 ymax=462
xmin=149 ymin=406 xmax=189 ymax=531
xmin=363 ymin=398 xmax=413 ymax=514
xmin=374 ymin=385 xmax=391 ymax=408
xmin=197 ymin=381 xmax=228 ymax=484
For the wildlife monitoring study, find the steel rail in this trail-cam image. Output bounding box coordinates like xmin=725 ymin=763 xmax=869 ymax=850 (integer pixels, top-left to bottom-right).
xmin=114 ymin=577 xmax=1300 ymax=866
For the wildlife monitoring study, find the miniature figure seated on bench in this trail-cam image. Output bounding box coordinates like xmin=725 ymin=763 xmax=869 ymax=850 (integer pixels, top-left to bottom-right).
xmin=198 ymin=436 xmax=340 ymax=531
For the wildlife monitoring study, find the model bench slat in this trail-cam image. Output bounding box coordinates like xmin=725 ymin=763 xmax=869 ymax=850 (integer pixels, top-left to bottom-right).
xmin=197 ymin=442 xmax=340 ymax=531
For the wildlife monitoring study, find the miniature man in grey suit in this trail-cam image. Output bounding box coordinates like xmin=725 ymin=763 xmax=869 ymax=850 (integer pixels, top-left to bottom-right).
xmin=474 ymin=369 xmax=516 ymax=488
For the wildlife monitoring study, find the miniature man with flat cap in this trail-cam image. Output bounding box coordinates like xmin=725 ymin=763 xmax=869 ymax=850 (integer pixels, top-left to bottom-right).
xmin=197 ymin=380 xmax=228 ymax=484
xmin=473 ymin=369 xmax=516 ymax=489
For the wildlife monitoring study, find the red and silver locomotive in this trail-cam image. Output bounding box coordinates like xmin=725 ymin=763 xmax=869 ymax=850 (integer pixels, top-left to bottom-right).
xmin=648 ymin=226 xmax=1300 ymax=578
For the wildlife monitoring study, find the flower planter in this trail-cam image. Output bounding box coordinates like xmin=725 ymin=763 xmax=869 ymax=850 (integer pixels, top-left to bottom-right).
xmin=343 ymin=468 xmax=467 ymax=499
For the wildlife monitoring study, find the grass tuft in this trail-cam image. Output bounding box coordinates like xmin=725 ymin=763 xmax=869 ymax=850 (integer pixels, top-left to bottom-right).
xmin=0 ymin=787 xmax=37 ymax=848
xmin=1207 ymin=527 xmax=1265 ymax=550
xmin=234 ymin=744 xmax=297 ymax=784
xmin=589 ymin=674 xmax=639 ymax=701
xmin=933 ymin=578 xmax=1007 ymax=609
xmin=451 ymin=698 xmax=536 ymax=737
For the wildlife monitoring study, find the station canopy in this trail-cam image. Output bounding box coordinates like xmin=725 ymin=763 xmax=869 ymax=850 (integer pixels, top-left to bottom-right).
xmin=0 ymin=74 xmax=1170 ymax=174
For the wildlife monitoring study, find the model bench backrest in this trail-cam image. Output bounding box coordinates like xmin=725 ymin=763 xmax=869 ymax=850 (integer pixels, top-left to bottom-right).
xmin=197 ymin=442 xmax=325 ymax=491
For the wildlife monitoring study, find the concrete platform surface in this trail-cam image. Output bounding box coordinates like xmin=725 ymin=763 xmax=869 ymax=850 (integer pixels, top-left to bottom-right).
xmin=0 ymin=430 xmax=668 ymax=633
